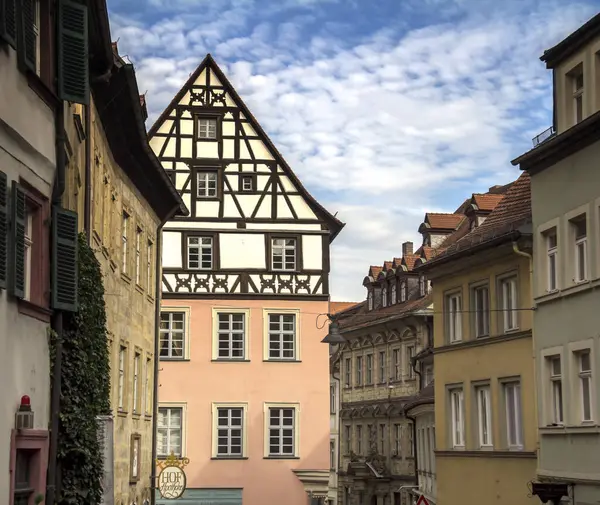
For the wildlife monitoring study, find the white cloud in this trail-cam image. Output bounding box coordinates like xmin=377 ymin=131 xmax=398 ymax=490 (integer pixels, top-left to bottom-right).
xmin=110 ymin=0 xmax=597 ymax=301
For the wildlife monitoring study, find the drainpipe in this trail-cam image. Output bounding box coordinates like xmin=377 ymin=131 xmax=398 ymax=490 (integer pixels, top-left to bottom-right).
xmin=331 ymin=350 xmax=342 ymax=502
xmin=151 ymin=209 xmax=182 ymax=505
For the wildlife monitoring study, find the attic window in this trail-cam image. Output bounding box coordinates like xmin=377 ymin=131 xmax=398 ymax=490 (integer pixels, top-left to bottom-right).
xmin=419 ymin=275 xmax=426 ymax=297
xmin=382 ymin=287 xmax=387 ymax=307
xmin=197 ymin=117 xmax=218 ymax=140
xmin=367 ymin=291 xmax=373 ymax=311
xmin=572 ymin=69 xmax=584 ymax=124
xmin=241 ymin=175 xmax=255 ymax=192
xmin=400 ymin=280 xmax=407 ymax=303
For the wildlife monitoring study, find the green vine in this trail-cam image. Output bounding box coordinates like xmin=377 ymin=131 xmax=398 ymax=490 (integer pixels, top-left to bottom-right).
xmin=50 ymin=233 xmax=111 ymax=505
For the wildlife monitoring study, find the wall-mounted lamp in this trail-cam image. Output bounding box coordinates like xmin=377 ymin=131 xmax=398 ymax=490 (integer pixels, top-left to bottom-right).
xmin=320 ymin=315 xmax=346 ymax=345
xmin=15 ymin=395 xmax=34 ymax=430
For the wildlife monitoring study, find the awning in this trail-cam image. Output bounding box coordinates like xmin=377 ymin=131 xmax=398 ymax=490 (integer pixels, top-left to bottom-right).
xmin=155 ymin=488 xmax=242 ymax=505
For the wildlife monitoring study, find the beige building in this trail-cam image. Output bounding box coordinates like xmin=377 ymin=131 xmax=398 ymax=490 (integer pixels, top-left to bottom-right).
xmin=62 ymin=42 xmax=186 ymax=504
xmin=512 ymin=12 xmax=600 ymax=505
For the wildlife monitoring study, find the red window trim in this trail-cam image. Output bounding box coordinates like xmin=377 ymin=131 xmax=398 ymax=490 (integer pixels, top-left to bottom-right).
xmin=9 ymin=429 xmax=49 ymax=505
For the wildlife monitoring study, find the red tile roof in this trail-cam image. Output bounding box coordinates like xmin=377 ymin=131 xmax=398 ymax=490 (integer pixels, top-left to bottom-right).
xmin=425 ymin=213 xmax=464 ymax=229
xmin=402 ymin=254 xmax=418 ymax=271
xmin=329 ymin=301 xmax=360 ymax=314
xmin=383 ymin=261 xmax=393 ymax=270
xmin=472 ymin=193 xmax=505 ymax=211
xmin=369 ymin=266 xmax=382 ymax=278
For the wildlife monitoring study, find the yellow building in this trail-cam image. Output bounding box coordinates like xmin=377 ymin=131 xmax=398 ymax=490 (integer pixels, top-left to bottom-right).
xmin=416 ymin=173 xmax=538 ymax=505
xmin=63 ymin=43 xmax=186 ymax=504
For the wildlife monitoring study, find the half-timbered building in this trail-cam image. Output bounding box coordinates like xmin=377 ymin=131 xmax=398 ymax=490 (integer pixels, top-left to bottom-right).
xmin=149 ymin=54 xmax=344 ymax=505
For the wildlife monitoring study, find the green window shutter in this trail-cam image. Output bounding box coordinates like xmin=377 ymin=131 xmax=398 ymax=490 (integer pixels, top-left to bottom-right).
xmin=0 ymin=171 xmax=7 ymax=290
xmin=0 ymin=0 xmax=17 ymax=49
xmin=16 ymin=0 xmax=35 ymax=73
xmin=51 ymin=205 xmax=79 ymax=312
xmin=57 ymin=0 xmax=89 ymax=105
xmin=9 ymin=181 xmax=25 ymax=299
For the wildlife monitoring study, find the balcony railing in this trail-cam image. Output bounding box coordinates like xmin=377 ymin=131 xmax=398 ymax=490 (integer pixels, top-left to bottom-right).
xmin=532 ymin=126 xmax=556 ymax=147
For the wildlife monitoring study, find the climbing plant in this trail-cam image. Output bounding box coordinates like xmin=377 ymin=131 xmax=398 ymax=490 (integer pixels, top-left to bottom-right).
xmin=49 ymin=233 xmax=111 ymax=505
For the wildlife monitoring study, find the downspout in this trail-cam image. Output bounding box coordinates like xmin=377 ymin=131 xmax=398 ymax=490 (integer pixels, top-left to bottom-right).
xmin=151 ymin=208 xmax=180 ymax=505
xmin=331 ymin=351 xmax=342 ymax=502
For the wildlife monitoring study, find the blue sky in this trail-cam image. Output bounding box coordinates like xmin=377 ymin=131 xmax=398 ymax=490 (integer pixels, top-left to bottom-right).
xmin=109 ymin=0 xmax=599 ymax=301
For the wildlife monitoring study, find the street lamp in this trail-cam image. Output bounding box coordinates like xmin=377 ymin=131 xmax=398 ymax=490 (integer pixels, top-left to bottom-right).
xmin=320 ymin=316 xmax=346 ymax=344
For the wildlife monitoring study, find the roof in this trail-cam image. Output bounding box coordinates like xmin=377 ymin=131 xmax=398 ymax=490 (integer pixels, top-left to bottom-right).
xmin=424 ymin=213 xmax=464 ymax=230
xmin=147 ymin=54 xmax=344 ymax=241
xmin=540 ymin=13 xmax=600 ymax=68
xmin=88 ymin=0 xmax=113 ymax=75
xmin=404 ymin=381 xmax=435 ymax=413
xmin=471 ymin=193 xmax=505 ymax=212
xmin=329 ymin=302 xmax=359 ymax=315
xmin=417 ymin=172 xmax=531 ymax=269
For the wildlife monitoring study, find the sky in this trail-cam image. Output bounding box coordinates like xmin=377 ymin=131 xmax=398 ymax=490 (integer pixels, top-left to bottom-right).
xmin=108 ymin=0 xmax=599 ymax=302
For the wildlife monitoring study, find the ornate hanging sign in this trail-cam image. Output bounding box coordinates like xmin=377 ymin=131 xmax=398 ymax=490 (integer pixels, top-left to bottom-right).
xmin=156 ymin=453 xmax=190 ymax=500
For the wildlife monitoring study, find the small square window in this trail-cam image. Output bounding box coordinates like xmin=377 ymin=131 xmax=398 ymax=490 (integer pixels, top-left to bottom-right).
xmin=197 ymin=171 xmax=218 ymax=199
xmin=187 ymin=236 xmax=213 ymax=269
xmin=241 ymin=175 xmax=255 ymax=192
xmin=271 ymin=238 xmax=296 ymax=271
xmin=197 ymin=117 xmax=217 ymax=139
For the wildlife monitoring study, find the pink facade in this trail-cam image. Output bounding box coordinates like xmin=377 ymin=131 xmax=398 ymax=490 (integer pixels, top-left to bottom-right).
xmin=159 ymin=298 xmax=331 ymax=504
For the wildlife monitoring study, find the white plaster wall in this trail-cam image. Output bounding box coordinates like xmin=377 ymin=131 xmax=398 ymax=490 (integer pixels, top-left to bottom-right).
xmin=0 ymin=47 xmax=55 ymax=501
xmin=220 ymin=234 xmax=265 ymax=269
xmin=303 ymin=235 xmax=323 ymax=270
xmin=162 ymin=231 xmax=183 ymax=268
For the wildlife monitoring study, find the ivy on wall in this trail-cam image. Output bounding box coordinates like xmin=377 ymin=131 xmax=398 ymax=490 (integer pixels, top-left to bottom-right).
xmin=50 ymin=233 xmax=111 ymax=505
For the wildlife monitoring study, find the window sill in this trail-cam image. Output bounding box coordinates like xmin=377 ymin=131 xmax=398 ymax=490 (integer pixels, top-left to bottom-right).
xmin=160 ymin=358 xmax=190 ymax=362
xmin=212 ymin=359 xmax=251 ymax=363
xmin=211 ymin=456 xmax=248 ymax=460
xmin=18 ymin=299 xmax=52 ymax=323
xmin=263 ymin=456 xmax=300 ymax=460
xmin=539 ymin=424 xmax=600 ymax=435
xmin=117 ymin=410 xmax=128 ymax=418
xmin=263 ymin=359 xmax=302 ymax=363
xmin=27 ymin=72 xmax=60 ymax=110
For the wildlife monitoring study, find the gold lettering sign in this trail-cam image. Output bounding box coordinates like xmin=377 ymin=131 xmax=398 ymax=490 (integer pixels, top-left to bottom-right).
xmin=156 ymin=453 xmax=190 ymax=500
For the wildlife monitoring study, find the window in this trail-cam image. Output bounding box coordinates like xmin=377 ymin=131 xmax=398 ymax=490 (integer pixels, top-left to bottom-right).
xmin=157 ymin=407 xmax=182 ymax=457
xmin=424 ymin=364 xmax=433 ymax=386
xmin=133 ymin=352 xmax=140 ymax=414
xmin=572 ymin=70 xmax=584 ymax=124
xmin=330 ymin=440 xmax=335 ymax=470
xmin=330 ymin=384 xmax=336 ymax=414
xmin=198 ymin=117 xmax=217 ymax=139
xmin=118 ymin=346 xmax=126 ymax=410
xmin=476 ymin=385 xmax=492 ymax=447
xmin=379 ymin=424 xmax=386 ymax=454
xmin=267 ymin=406 xmax=297 ymax=457
xmin=473 ymin=285 xmax=489 ymax=337
xmin=197 ymin=171 xmax=218 ymax=198
xmin=271 ymin=238 xmax=296 ymax=271
xmin=499 ymin=276 xmax=518 ymax=332
xmin=356 ymin=356 xmax=363 ymax=385
xmin=216 ymin=312 xmax=246 ymax=359
xmin=391 ymin=283 xmax=397 ymax=304
xmin=379 ymin=351 xmax=386 ymax=383
xmin=367 ymin=291 xmax=373 ymax=310
xmin=241 ymin=175 xmax=255 ymax=191
xmin=144 ymin=356 xmax=152 ymax=415
xmin=356 ymin=425 xmax=363 ymax=453
xmin=446 ymin=293 xmax=462 ymax=342
xmin=33 ymin=0 xmax=41 ymax=76
xmin=419 ymin=275 xmax=426 ymax=297
xmin=393 ymin=349 xmax=400 ymax=381
xmin=160 ymin=312 xmax=186 ymax=359
xmin=267 ymin=313 xmax=297 ymax=360
xmin=407 ymin=423 xmax=414 ymax=457
xmin=13 ymin=450 xmax=35 ymax=505
xmin=400 ymin=281 xmax=407 ymax=302
xmin=344 ymin=358 xmax=351 ymax=387
xmin=23 ymin=210 xmax=33 ymax=301
xmin=572 ymin=217 xmax=587 ymax=283
xmin=187 ymin=236 xmax=213 ymax=269
xmin=147 ymin=240 xmax=154 ymax=295
xmin=393 ymin=424 xmax=401 ymax=456
xmin=578 ymin=351 xmax=592 ymax=422
xmin=450 ymin=388 xmax=464 ymax=448
xmin=366 ymin=354 xmax=373 ymax=384
xmin=504 ymin=381 xmax=522 ymax=448
xmin=546 ymin=231 xmax=557 ymax=292
xmin=382 ymin=287 xmax=387 ymax=307
xmin=406 ymin=346 xmax=415 ymax=379
xmin=135 ymin=227 xmax=142 ymax=285
xmin=215 ymin=406 xmax=244 ymax=457
xmin=121 ymin=211 xmax=129 ymax=273
xmin=344 ymin=426 xmax=351 ymax=453
xmin=548 ymin=356 xmax=563 ymax=424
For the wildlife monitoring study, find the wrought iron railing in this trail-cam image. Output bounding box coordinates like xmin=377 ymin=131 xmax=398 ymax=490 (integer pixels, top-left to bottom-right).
xmin=532 ymin=126 xmax=556 ymax=147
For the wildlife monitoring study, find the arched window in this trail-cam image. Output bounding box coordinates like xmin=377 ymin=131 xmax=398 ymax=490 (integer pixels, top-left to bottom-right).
xmin=367 ymin=290 xmax=373 ymax=311
xmin=391 ymin=283 xmax=397 ymax=304
xmin=400 ymin=280 xmax=407 ymax=302
xmin=382 ymin=287 xmax=388 ymax=307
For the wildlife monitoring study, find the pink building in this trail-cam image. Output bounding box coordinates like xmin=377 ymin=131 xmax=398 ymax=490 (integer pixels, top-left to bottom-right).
xmin=149 ymin=55 xmax=344 ymax=505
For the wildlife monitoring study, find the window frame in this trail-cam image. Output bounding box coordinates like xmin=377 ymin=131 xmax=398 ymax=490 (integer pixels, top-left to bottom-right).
xmin=135 ymin=226 xmax=143 ymax=287
xmin=212 ymin=403 xmax=248 ymax=459
xmin=571 ymin=215 xmax=587 ymax=283
xmin=267 ymin=234 xmax=302 ymax=272
xmin=367 ymin=290 xmax=374 ymax=311
xmin=240 ymin=174 xmax=256 ymax=192
xmin=147 ymin=239 xmax=154 ymax=298
xmin=449 ymin=387 xmax=465 ymax=449
xmin=263 ymin=402 xmax=300 ymax=458
xmin=546 ymin=229 xmax=558 ymax=292
xmin=498 ymin=274 xmax=519 ymax=333
xmin=471 ymin=283 xmax=490 ymax=338
xmin=445 ymin=290 xmax=463 ymax=343
xmin=391 ymin=282 xmax=397 ymax=305
xmin=419 ymin=274 xmax=426 ymax=297
xmin=330 ymin=384 xmax=336 ymax=414
xmin=192 ymin=166 xmax=222 ymax=202
xmin=392 ymin=348 xmax=401 ymax=381
xmin=406 ymin=345 xmax=415 ymax=379
xmin=132 ymin=350 xmax=141 ymax=415
xmin=121 ymin=210 xmax=130 ymax=275
xmin=356 ymin=355 xmax=363 ymax=386
xmin=400 ymin=280 xmax=407 ymax=303
xmin=502 ymin=379 xmax=523 ymax=450
xmin=212 ymin=308 xmax=250 ymax=361
xmin=366 ymin=353 xmax=373 ymax=385
xmin=475 ymin=384 xmax=492 ymax=448
xmin=159 ymin=307 xmax=190 ymax=360
xmin=194 ymin=113 xmax=221 ymax=142
xmin=344 ymin=358 xmax=351 ymax=387
xmin=568 ymin=340 xmax=596 ymax=425
xmin=157 ymin=404 xmax=186 ymax=458
xmin=381 ymin=286 xmax=387 ymax=307
xmin=378 ymin=350 xmax=386 ymax=384
xmin=117 ymin=344 xmax=128 ymax=412
xmin=577 ymin=350 xmax=593 ymax=423
xmin=263 ymin=309 xmax=300 ymax=361
xmin=571 ymin=66 xmax=584 ymax=124
xmin=183 ymin=232 xmax=218 ymax=271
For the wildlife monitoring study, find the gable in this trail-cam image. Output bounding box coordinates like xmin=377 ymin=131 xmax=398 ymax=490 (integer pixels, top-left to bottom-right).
xmin=148 ymin=54 xmax=343 ymax=240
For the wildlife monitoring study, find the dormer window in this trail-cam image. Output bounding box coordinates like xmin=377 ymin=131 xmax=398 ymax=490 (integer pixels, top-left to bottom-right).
xmin=400 ymin=280 xmax=407 ymax=303
xmin=367 ymin=291 xmax=373 ymax=311
xmin=470 ymin=220 xmax=476 ymax=231
xmin=382 ymin=287 xmax=387 ymax=307
xmin=419 ymin=275 xmax=426 ymax=297
xmin=572 ymin=70 xmax=584 ymax=124
xmin=391 ymin=283 xmax=397 ymax=305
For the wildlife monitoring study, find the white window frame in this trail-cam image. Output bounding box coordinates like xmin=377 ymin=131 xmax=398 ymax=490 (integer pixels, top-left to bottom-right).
xmin=578 ymin=350 xmax=593 ymax=422
xmin=407 ymin=422 xmax=414 ymax=457
xmin=241 ymin=175 xmax=254 ymax=191
xmin=391 ymin=283 xmax=397 ymax=304
xmin=400 ymin=281 xmax=407 ymax=302
xmin=568 ymin=340 xmax=595 ymax=425
xmin=356 ymin=355 xmax=363 ymax=386
xmin=271 ymin=238 xmax=297 ymax=271
xmin=393 ymin=423 xmax=401 ymax=456
xmin=419 ymin=275 xmax=426 ymax=297
xmin=23 ymin=212 xmax=33 ymax=301
xmin=472 ymin=284 xmax=490 ymax=337
xmin=212 ymin=308 xmax=250 ymax=360
xmin=157 ymin=404 xmax=186 ymax=458
xmin=367 ymin=291 xmax=373 ymax=310
xmin=330 ymin=384 xmax=336 ymax=414
xmin=144 ymin=355 xmax=152 ymax=416
xmin=212 ymin=403 xmax=247 ymax=458
xmin=356 ymin=425 xmax=363 ymax=454
xmin=446 ymin=292 xmax=462 ymax=342
xmin=118 ymin=345 xmax=127 ymax=411
xmin=330 ymin=439 xmax=336 ymax=470
xmin=135 ymin=227 xmax=142 ymax=286
xmin=132 ymin=351 xmax=141 ymax=414
xmin=147 ymin=239 xmax=153 ymax=296
xmin=264 ymin=402 xmax=300 ymax=458
xmin=159 ymin=309 xmax=189 ymax=359
xmin=187 ymin=236 xmax=213 ymax=270
xmin=499 ymin=276 xmax=518 ymax=332
xmin=198 ymin=117 xmax=217 ymax=139
xmin=393 ymin=348 xmax=401 ymax=381
xmin=573 ymin=217 xmax=587 ymax=283
xmin=546 ymin=231 xmax=558 ymax=292
xmin=406 ymin=345 xmax=415 ymax=379
xmin=121 ymin=211 xmax=129 ymax=273
xmin=475 ymin=385 xmax=492 ymax=448
xmin=449 ymin=388 xmax=464 ymax=448
xmin=382 ymin=287 xmax=387 ymax=307
xmin=378 ymin=350 xmax=386 ymax=383
xmin=196 ymin=171 xmax=218 ymax=198
xmin=366 ymin=353 xmax=373 ymax=384
xmin=572 ymin=69 xmax=584 ymax=124
xmin=379 ymin=423 xmax=386 ymax=454
xmin=548 ymin=355 xmax=563 ymax=425
xmin=503 ymin=380 xmax=523 ymax=449
xmin=263 ymin=309 xmax=300 ymax=361
xmin=344 ymin=358 xmax=351 ymax=387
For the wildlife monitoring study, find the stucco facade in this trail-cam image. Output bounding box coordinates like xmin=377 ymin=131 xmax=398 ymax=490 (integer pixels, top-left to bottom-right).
xmin=0 ymin=35 xmax=55 ymax=505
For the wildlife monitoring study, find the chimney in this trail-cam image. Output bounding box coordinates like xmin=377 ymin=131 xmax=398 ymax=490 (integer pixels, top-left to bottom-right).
xmin=402 ymin=241 xmax=413 ymax=257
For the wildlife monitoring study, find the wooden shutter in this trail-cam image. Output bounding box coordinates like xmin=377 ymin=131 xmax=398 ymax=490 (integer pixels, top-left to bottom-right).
xmin=9 ymin=181 xmax=25 ymax=299
xmin=57 ymin=0 xmax=89 ymax=104
xmin=16 ymin=0 xmax=35 ymax=72
xmin=51 ymin=205 xmax=79 ymax=312
xmin=0 ymin=0 xmax=17 ymax=48
xmin=0 ymin=171 xmax=7 ymax=289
